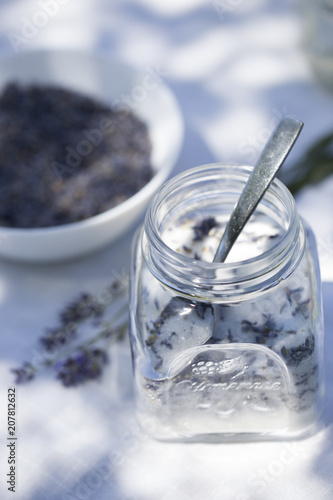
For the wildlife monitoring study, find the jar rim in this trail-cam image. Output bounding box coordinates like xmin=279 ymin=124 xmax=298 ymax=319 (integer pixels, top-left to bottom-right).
xmin=143 ymin=163 xmax=305 ymax=301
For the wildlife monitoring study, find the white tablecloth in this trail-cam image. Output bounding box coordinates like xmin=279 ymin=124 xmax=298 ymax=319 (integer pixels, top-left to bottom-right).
xmin=1 ymin=1 xmax=333 ymax=499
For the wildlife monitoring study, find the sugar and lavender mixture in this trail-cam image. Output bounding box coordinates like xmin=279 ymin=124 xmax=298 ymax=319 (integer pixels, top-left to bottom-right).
xmin=0 ymin=83 xmax=153 ymax=228
xmin=136 ymin=215 xmax=319 ymax=435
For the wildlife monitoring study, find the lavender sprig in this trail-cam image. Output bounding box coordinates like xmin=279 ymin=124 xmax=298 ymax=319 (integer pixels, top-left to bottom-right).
xmin=11 ymin=274 xmax=129 ymax=387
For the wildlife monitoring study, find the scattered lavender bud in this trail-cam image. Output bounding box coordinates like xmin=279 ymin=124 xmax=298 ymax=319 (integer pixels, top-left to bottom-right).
xmin=11 ymin=362 xmax=36 ymax=384
xmin=55 ymin=348 xmax=109 ymax=387
xmin=40 ymin=324 xmax=78 ymax=353
xmin=60 ymin=293 xmax=104 ymax=325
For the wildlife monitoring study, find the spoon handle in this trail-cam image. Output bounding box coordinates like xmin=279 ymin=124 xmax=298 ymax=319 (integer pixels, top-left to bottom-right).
xmin=213 ymin=116 xmax=304 ymax=263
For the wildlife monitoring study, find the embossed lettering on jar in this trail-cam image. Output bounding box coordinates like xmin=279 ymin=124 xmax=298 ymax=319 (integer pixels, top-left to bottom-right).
xmin=129 ymin=164 xmax=324 ymax=442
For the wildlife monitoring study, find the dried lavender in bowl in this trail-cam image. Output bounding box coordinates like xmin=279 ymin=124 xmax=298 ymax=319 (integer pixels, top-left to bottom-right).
xmin=0 ymin=83 xmax=153 ymax=228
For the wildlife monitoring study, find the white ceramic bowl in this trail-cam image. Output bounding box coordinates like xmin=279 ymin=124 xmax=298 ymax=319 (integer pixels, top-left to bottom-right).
xmin=0 ymin=49 xmax=183 ymax=263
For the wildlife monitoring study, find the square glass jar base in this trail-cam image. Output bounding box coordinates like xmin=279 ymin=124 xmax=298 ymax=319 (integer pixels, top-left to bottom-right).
xmin=136 ymin=411 xmax=323 ymax=443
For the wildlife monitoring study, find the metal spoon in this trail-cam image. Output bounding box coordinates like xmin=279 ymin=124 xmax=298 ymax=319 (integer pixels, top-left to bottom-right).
xmin=213 ymin=116 xmax=304 ymax=263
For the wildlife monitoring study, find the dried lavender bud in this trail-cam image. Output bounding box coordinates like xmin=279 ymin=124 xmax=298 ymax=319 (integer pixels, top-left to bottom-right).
xmin=241 ymin=315 xmax=280 ymax=336
xmin=55 ymin=348 xmax=109 ymax=387
xmin=292 ymin=299 xmax=311 ymax=319
xmin=192 ymin=217 xmax=218 ymax=241
xmin=280 ymin=334 xmax=315 ymax=365
xmin=40 ymin=323 xmax=77 ymax=353
xmin=60 ymin=293 xmax=105 ymax=325
xmin=11 ymin=362 xmax=36 ymax=384
xmin=147 ymin=297 xmax=209 ymax=340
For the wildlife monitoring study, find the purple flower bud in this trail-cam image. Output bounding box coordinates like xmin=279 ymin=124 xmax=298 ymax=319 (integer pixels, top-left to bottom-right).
xmin=55 ymin=348 xmax=109 ymax=387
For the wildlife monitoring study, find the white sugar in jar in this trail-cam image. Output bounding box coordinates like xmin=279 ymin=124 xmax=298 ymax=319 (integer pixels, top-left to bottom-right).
xmin=129 ymin=164 xmax=324 ymax=442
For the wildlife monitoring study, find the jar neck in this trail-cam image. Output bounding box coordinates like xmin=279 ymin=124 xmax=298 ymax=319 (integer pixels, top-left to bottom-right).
xmin=142 ymin=164 xmax=305 ymax=303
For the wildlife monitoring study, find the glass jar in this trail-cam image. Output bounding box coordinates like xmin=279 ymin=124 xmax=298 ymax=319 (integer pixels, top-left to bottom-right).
xmin=129 ymin=164 xmax=324 ymax=442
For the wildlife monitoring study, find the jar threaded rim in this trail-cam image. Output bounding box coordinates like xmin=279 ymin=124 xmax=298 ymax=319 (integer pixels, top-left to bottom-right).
xmin=143 ymin=164 xmax=304 ymax=302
